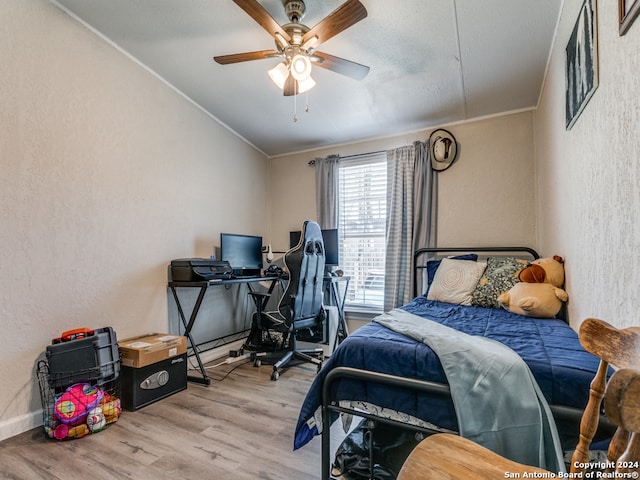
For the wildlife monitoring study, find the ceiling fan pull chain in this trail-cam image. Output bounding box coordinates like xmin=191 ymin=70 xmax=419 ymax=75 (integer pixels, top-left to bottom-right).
xmin=293 ymin=83 xmax=298 ymax=122
xmin=305 ymin=91 xmax=310 ymax=113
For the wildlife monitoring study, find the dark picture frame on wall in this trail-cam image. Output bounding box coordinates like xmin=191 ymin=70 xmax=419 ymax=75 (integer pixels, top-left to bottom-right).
xmin=619 ymin=0 xmax=640 ymax=35
xmin=565 ymin=0 xmax=598 ymax=130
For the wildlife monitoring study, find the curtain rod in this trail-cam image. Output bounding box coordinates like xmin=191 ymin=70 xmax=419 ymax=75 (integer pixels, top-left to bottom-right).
xmin=308 ymin=149 xmax=387 ymax=166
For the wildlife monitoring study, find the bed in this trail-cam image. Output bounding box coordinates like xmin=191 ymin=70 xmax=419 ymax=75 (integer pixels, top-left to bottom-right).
xmin=293 ymin=247 xmax=611 ymax=480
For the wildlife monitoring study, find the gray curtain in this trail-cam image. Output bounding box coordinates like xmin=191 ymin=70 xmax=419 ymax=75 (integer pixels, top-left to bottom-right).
xmin=384 ymin=141 xmax=435 ymax=310
xmin=314 ymin=154 xmax=340 ymax=229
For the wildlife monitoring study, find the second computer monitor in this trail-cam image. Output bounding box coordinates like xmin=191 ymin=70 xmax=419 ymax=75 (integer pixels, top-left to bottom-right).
xmin=289 ymin=228 xmax=339 ymax=266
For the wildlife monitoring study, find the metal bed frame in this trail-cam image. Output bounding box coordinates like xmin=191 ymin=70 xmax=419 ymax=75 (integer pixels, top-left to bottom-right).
xmin=318 ymin=247 xmax=608 ymax=480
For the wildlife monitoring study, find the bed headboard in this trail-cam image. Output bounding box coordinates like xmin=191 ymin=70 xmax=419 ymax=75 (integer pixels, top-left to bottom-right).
xmin=412 ymin=246 xmax=540 ymax=299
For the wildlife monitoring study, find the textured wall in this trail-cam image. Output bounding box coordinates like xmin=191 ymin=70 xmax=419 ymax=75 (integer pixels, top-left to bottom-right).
xmin=270 ymin=111 xmax=537 ymax=254
xmin=0 ymin=0 xmax=268 ymax=439
xmin=434 ymin=113 xmax=536 ymax=247
xmin=535 ymin=0 xmax=640 ymax=329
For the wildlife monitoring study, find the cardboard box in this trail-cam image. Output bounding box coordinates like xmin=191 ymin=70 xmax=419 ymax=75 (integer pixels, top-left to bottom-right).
xmin=118 ymin=333 xmax=187 ymax=368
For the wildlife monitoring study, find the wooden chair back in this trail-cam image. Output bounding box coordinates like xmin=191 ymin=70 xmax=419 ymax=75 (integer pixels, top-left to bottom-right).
xmin=572 ymin=318 xmax=640 ymax=475
xmin=397 ymin=318 xmax=640 ymax=479
xmin=603 ymin=368 xmax=640 ymax=473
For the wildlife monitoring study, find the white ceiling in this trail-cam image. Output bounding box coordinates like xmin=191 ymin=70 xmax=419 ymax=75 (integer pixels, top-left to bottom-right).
xmin=52 ymin=0 xmax=562 ymax=157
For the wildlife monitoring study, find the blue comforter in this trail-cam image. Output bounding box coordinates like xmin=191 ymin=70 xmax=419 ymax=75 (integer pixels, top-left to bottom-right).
xmin=294 ymin=297 xmax=602 ymax=450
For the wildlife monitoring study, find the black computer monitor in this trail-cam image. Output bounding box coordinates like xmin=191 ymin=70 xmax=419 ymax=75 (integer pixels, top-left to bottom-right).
xmin=289 ymin=230 xmax=301 ymax=249
xmin=289 ymin=228 xmax=339 ymax=266
xmin=220 ymin=233 xmax=263 ymax=277
xmin=321 ymin=229 xmax=339 ymax=266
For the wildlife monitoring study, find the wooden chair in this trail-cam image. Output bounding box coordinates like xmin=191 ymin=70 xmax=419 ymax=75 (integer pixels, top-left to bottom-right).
xmin=397 ymin=318 xmax=640 ymax=479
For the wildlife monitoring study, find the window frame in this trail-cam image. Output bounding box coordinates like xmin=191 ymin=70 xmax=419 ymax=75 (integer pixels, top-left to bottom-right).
xmin=337 ymin=152 xmax=387 ymax=313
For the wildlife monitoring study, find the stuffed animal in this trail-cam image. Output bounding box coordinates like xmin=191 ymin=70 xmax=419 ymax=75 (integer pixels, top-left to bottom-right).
xmin=497 ymin=282 xmax=568 ymax=318
xmin=54 ymin=383 xmax=104 ymax=426
xmin=497 ymin=256 xmax=568 ymax=318
xmin=517 ymin=255 xmax=565 ymax=287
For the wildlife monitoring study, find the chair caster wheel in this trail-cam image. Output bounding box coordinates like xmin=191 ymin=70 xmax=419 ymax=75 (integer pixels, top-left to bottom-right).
xmin=253 ymin=359 xmax=261 ymax=368
xmin=271 ymin=370 xmax=280 ymax=381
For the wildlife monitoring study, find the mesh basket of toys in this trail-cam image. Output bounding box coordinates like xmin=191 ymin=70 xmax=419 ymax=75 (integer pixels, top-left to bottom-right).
xmin=36 ymin=326 xmax=122 ymax=440
xmin=37 ymin=360 xmax=122 ymax=440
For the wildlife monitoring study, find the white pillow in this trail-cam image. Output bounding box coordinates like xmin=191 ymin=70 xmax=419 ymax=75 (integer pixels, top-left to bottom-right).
xmin=427 ymin=258 xmax=487 ymax=305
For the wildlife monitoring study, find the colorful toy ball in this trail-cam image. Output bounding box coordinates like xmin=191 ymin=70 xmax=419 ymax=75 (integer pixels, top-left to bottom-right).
xmin=54 ymin=383 xmax=104 ymax=426
xmin=86 ymin=407 xmax=106 ymax=432
xmin=52 ymin=424 xmax=69 ymax=440
xmin=101 ymin=398 xmax=121 ymax=424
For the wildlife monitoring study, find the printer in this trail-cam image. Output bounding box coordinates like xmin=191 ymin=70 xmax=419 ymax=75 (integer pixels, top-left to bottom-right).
xmin=170 ymin=258 xmax=233 ymax=282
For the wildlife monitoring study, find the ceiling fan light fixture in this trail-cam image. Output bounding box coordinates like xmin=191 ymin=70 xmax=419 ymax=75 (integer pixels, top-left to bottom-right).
xmin=297 ymin=75 xmax=316 ymax=93
xmin=268 ymin=62 xmax=289 ymax=89
xmin=215 ymin=0 xmax=370 ymax=103
xmin=291 ymin=54 xmax=312 ymax=81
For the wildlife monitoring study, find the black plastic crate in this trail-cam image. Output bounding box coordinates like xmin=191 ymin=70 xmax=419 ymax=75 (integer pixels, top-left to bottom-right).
xmin=45 ymin=327 xmax=119 ymax=388
xmin=37 ymin=360 xmax=122 ymax=440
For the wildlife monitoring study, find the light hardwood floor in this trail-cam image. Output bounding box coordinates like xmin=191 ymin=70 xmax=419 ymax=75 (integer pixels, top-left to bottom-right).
xmin=0 ymin=359 xmax=344 ymax=479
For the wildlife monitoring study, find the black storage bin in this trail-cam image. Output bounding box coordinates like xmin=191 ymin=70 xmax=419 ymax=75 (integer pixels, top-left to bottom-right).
xmin=45 ymin=326 xmax=119 ymax=388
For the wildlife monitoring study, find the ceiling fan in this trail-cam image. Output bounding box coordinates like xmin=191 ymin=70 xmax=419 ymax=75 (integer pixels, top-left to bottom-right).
xmin=214 ymin=0 xmax=370 ymax=96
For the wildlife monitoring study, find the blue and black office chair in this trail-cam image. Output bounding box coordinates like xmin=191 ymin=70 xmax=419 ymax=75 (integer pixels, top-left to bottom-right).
xmin=251 ymin=220 xmax=326 ymax=380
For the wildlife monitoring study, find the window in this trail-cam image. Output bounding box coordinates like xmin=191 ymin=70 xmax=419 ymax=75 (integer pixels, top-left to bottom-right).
xmin=338 ymin=153 xmax=387 ymax=310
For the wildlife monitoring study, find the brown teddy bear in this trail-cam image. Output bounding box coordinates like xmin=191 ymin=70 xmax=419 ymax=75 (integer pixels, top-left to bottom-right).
xmin=497 ymin=256 xmax=568 ymax=318
xmin=517 ymin=255 xmax=565 ymax=287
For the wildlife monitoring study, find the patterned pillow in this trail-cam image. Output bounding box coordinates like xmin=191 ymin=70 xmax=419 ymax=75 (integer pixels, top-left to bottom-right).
xmin=471 ymin=257 xmax=530 ymax=309
xmin=424 ymin=254 xmax=478 ymax=295
xmin=427 ymin=258 xmax=487 ymax=305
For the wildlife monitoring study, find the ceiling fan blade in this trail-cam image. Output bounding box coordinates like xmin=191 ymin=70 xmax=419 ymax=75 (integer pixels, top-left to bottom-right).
xmin=214 ymin=50 xmax=280 ymax=64
xmin=232 ymin=0 xmax=292 ymax=43
xmin=283 ymin=72 xmax=297 ymax=96
xmin=302 ymin=0 xmax=367 ymax=47
xmin=312 ymin=51 xmax=369 ymax=80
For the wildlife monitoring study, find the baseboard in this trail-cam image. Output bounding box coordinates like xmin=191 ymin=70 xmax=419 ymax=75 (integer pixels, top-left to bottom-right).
xmin=0 ymin=410 xmax=42 ymax=442
xmin=188 ymin=339 xmax=246 ymax=368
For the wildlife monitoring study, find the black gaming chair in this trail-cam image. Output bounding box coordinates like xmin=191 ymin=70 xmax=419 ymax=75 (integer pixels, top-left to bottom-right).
xmin=254 ymin=220 xmax=326 ymax=380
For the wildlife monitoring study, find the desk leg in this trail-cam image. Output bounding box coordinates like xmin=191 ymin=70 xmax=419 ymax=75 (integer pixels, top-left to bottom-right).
xmin=170 ymin=285 xmax=211 ymax=386
xmin=330 ymin=279 xmax=350 ymax=351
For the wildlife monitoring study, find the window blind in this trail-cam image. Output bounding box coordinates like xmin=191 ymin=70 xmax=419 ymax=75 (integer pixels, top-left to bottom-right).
xmin=338 ymin=153 xmax=387 ymax=310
